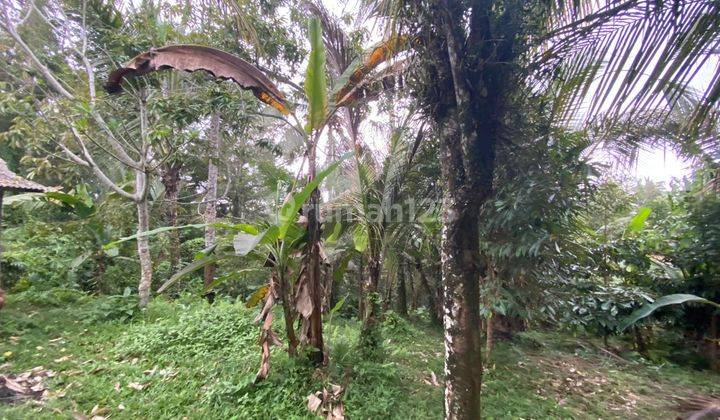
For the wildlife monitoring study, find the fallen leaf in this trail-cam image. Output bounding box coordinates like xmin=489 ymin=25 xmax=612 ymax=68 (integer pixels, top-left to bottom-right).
xmin=127 ymin=382 xmax=145 ymax=391
xmin=307 ymin=393 xmax=322 ymax=412
xmin=329 ymin=403 xmax=345 ymax=420
xmin=54 ymin=355 xmax=72 ymax=363
xmin=429 ymin=371 xmax=440 ymax=387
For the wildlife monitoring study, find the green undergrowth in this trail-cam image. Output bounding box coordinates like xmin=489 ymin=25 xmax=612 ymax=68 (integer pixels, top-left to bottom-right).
xmin=1 ymin=289 xmax=718 ymax=419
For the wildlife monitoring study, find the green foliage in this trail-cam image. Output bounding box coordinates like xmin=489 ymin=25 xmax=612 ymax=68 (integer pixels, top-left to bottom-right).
xmin=304 ymin=17 xmax=328 ymax=131
xmin=619 ymin=293 xmax=720 ymax=331
xmin=10 ymin=287 xmax=89 ymax=307
xmin=115 ymin=299 xmax=256 ymax=362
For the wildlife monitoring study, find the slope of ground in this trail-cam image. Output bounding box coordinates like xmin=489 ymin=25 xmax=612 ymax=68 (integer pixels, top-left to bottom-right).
xmin=0 ymin=289 xmax=717 ymax=419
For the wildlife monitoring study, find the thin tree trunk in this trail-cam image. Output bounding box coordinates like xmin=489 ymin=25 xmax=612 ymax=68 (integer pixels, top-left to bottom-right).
xmin=485 ymin=314 xmax=494 ymax=356
xmin=360 ymin=252 xmax=382 ymax=350
xmin=161 ymin=165 xmax=181 ymax=272
xmin=0 ymin=189 xmax=4 ymax=290
xmin=358 ymin=254 xmax=364 ymax=319
xmin=278 ymin=272 xmax=299 ymax=356
xmin=634 ymin=325 xmax=647 ymax=354
xmin=203 ymin=111 xmax=220 ymax=297
xmin=408 ymin=266 xmax=418 ymax=311
xmin=416 ymin=258 xmax=441 ymax=326
xmin=710 ymin=313 xmax=718 ymax=371
xmin=136 ymin=197 xmax=152 ymax=308
xmin=397 ymin=259 xmax=408 ymax=316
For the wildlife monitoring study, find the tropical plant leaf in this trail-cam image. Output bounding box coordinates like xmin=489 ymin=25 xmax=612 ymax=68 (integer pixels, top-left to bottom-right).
xmin=278 ymin=153 xmax=350 ymax=239
xmin=0 ymin=192 xmax=45 ymax=205
xmin=332 ymin=35 xmax=410 ymax=107
xmin=203 ymin=268 xmax=267 ymax=293
xmin=326 ymin=220 xmax=343 ymax=243
xmin=352 ymin=224 xmax=369 ymax=252
xmin=233 ymin=231 xmax=265 ymax=256
xmin=627 ymin=207 xmax=652 ymax=233
xmin=305 ymin=17 xmax=328 ymax=131
xmin=105 ymin=45 xmax=289 ymax=115
xmin=332 ymin=253 xmax=352 ymax=282
xmin=104 ymin=223 xmax=206 ymax=249
xmin=330 ymin=294 xmax=348 ymax=315
xmin=157 ymin=254 xmax=225 ymax=293
xmin=246 ymin=284 xmax=270 ymax=308
xmin=619 ymin=294 xmax=720 ymax=331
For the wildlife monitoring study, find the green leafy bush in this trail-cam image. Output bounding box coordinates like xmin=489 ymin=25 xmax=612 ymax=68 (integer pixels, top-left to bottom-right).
xmin=10 ymin=287 xmax=89 ymax=307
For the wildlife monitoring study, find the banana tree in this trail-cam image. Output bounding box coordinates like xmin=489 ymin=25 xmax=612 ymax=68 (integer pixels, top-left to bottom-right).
xmin=106 ymin=13 xmax=407 ymax=364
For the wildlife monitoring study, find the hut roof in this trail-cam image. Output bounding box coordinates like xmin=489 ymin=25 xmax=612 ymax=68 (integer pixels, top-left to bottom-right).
xmin=0 ymin=158 xmax=49 ymax=193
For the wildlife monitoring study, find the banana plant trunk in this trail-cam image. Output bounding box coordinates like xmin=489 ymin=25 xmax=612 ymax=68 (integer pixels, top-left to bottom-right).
xmin=304 ymin=187 xmax=324 ymax=364
xmin=299 ymin=135 xmax=324 ymax=365
xmin=277 ymin=271 xmax=299 ymax=356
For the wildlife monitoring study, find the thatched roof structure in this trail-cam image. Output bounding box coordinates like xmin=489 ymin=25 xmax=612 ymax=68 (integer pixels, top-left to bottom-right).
xmin=1 ymin=158 xmax=49 ymax=295
xmin=0 ymin=158 xmax=48 ymax=193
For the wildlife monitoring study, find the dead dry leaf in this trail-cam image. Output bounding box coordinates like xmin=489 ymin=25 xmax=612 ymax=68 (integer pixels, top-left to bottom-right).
xmin=127 ymin=382 xmax=145 ymax=391
xmin=307 ymin=393 xmax=322 ymax=412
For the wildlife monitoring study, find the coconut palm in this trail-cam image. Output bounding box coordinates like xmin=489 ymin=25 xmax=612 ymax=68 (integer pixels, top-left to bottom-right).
xmin=364 ymin=0 xmax=720 ymax=417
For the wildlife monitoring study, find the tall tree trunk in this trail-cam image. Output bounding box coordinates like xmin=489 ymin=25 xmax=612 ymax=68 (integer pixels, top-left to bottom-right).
xmin=360 ymin=250 xmax=382 ymax=351
xmin=0 ymin=189 xmax=4 ymax=290
xmin=416 ymin=258 xmax=441 ymax=326
xmin=136 ymin=196 xmax=152 ymax=308
xmin=409 ymin=266 xmax=418 ymax=311
xmin=485 ymin=314 xmax=494 ymax=357
xmin=161 ymin=164 xmax=181 ymax=272
xmin=357 ymin=254 xmax=365 ymax=318
xmin=203 ymin=111 xmax=220 ymax=297
xmin=397 ymin=259 xmax=408 ymax=316
xmin=296 ymin=136 xmax=323 ymax=365
xmin=440 ymin=182 xmax=483 ymax=418
xmin=711 ymin=313 xmax=719 ymax=371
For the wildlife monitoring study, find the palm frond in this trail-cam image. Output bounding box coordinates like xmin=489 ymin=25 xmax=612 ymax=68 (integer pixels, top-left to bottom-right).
xmin=541 ymin=0 xmax=720 ymax=129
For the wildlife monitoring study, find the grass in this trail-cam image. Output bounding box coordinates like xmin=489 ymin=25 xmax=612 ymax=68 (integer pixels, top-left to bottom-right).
xmin=1 ymin=289 xmax=718 ymax=419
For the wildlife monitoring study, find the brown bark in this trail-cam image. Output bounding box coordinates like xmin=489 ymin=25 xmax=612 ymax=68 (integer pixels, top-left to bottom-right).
xmin=203 ymin=111 xmax=220 ymax=294
xmin=711 ymin=314 xmax=719 ymax=371
xmin=634 ymin=325 xmax=647 ymax=354
xmin=303 ymin=187 xmax=325 ymax=365
xmin=0 ymin=189 xmax=4 ymax=290
xmin=409 ymin=266 xmax=418 ymax=311
xmin=397 ymin=260 xmax=408 ymax=316
xmin=485 ymin=314 xmax=494 ymax=356
xmin=357 ymin=254 xmax=364 ymax=318
xmin=416 ymin=258 xmax=441 ymax=326
xmin=360 ymin=253 xmax=382 ymax=347
xmin=278 ymin=272 xmax=299 ymax=356
xmin=297 ymin=134 xmax=324 ymax=365
xmin=160 ymin=164 xmax=181 ymax=272
xmin=439 ymin=159 xmax=484 ymax=418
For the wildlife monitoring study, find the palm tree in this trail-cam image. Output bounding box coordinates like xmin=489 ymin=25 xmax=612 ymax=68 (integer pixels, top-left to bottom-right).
xmin=370 ymin=0 xmax=720 ymax=417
